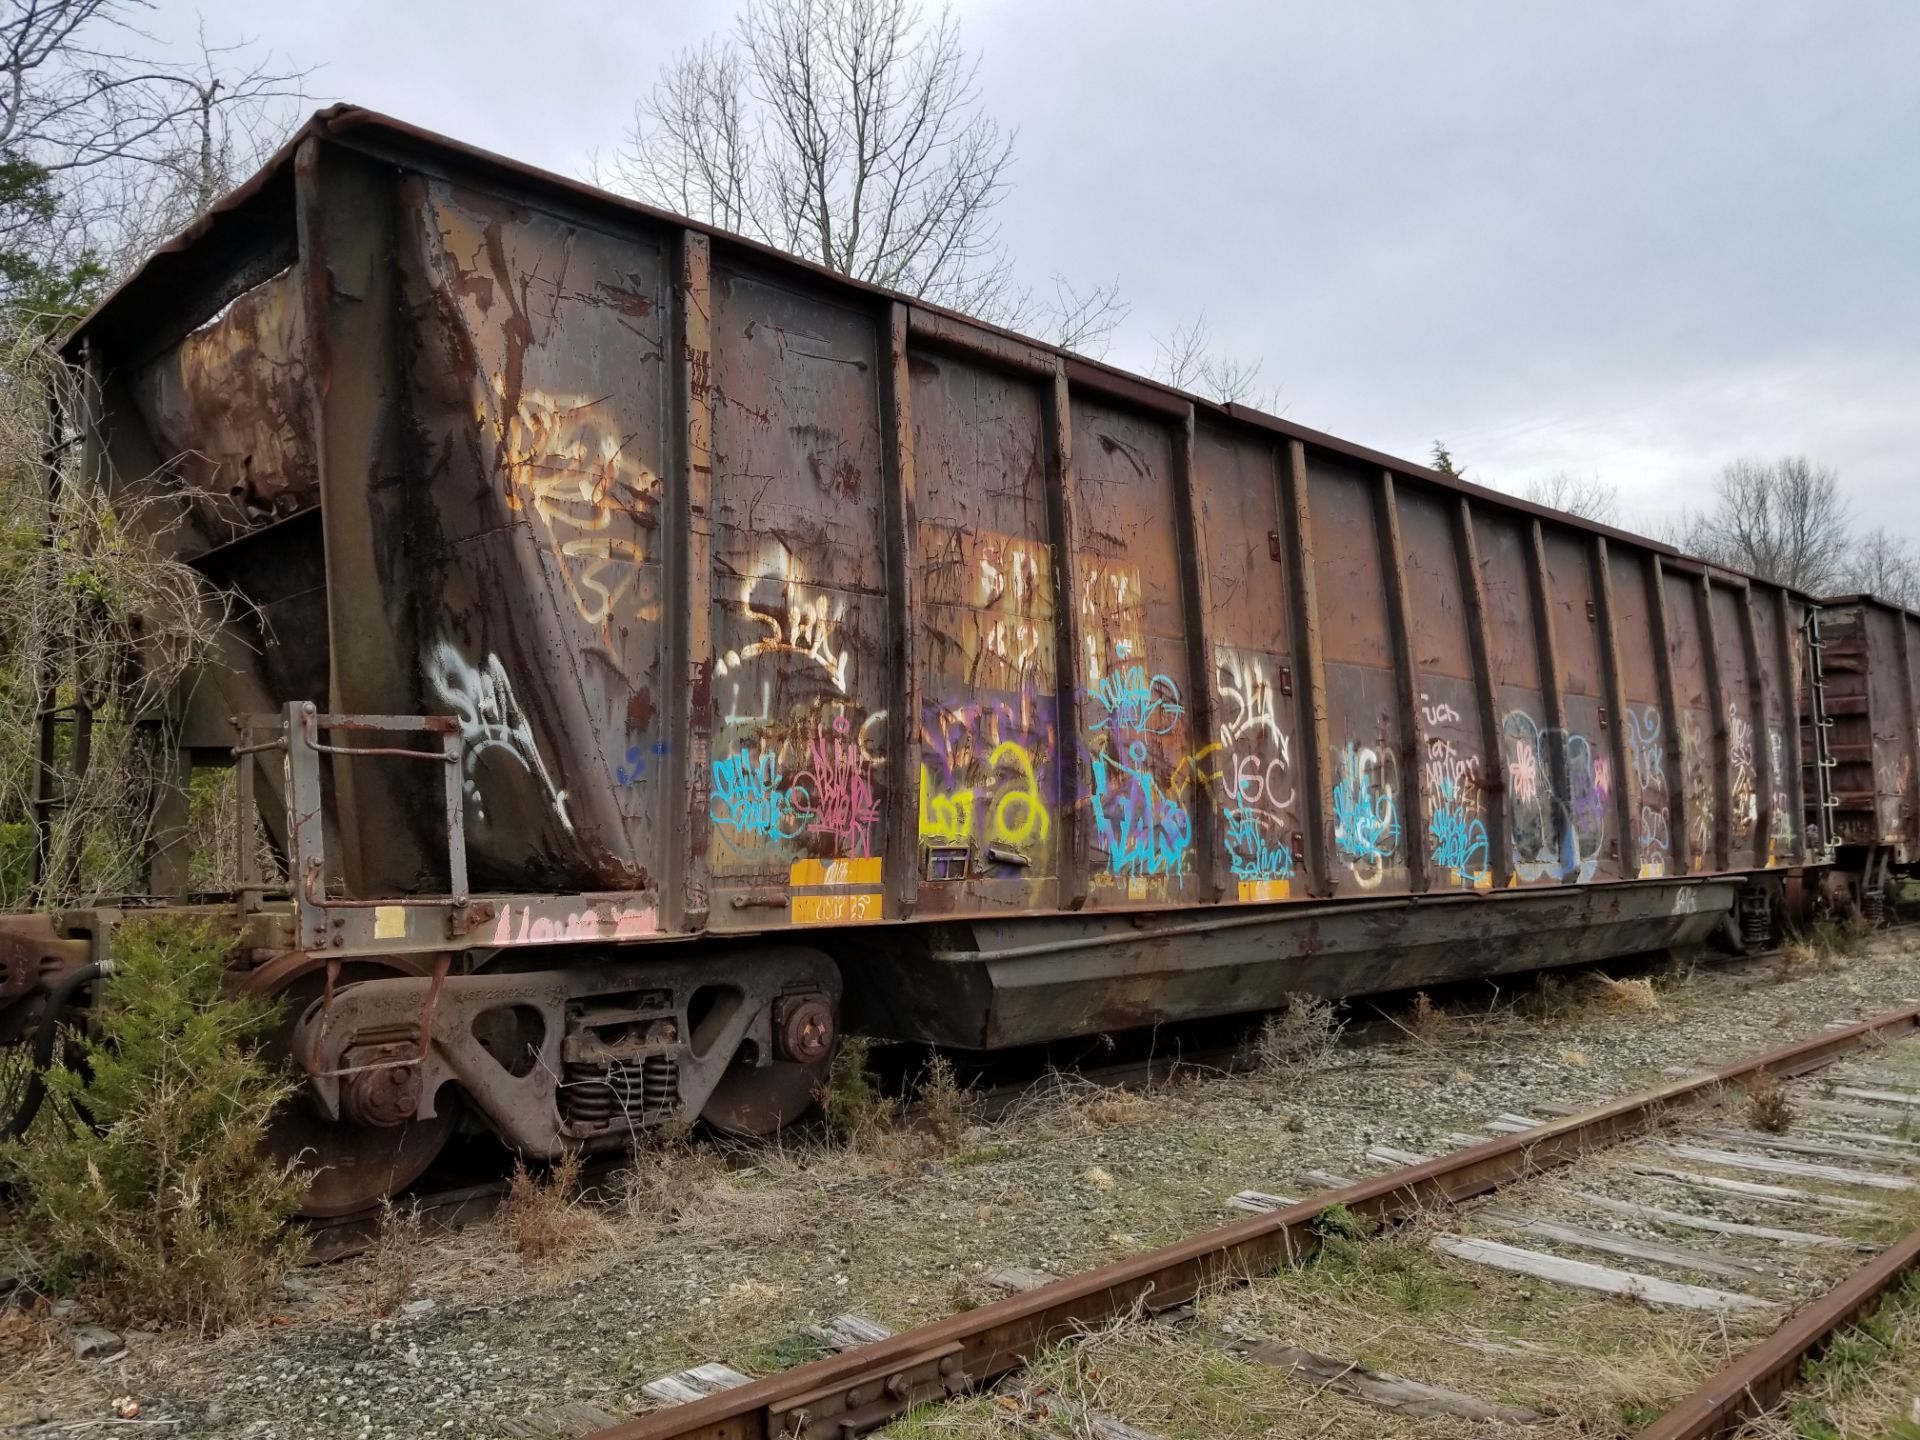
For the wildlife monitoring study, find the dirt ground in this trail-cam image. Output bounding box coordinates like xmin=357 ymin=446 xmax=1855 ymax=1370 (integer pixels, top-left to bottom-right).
xmin=4 ymin=932 xmax=1919 ymax=1440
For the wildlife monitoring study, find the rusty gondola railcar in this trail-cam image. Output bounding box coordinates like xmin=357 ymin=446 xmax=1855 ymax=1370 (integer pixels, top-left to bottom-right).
xmin=1808 ymin=594 xmax=1920 ymax=915
xmin=0 ymin=107 xmax=1832 ymax=1212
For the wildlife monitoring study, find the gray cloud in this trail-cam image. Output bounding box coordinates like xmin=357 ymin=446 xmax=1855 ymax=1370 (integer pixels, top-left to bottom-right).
xmin=147 ymin=0 xmax=1920 ymax=536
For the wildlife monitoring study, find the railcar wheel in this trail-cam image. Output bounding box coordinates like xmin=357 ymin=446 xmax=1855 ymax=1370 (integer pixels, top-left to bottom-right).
xmin=244 ymin=956 xmax=457 ymax=1218
xmin=700 ymin=993 xmax=838 ymax=1137
xmin=700 ymin=1051 xmax=834 ymax=1136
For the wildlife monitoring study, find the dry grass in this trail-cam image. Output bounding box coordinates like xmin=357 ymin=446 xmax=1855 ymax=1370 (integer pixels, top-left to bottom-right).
xmin=363 ymin=1201 xmax=424 ymax=1316
xmin=499 ymin=1151 xmax=600 ymax=1264
xmin=1737 ymin=1271 xmax=1920 ymax=1440
xmin=1251 ymin=994 xmax=1344 ymax=1073
xmin=1594 ymin=975 xmax=1662 ymax=1013
xmin=998 ymin=1072 xmax=1151 ymax=1136
xmin=1409 ymin=990 xmax=1452 ymax=1044
xmin=918 ymin=1053 xmax=979 ymax=1152
xmin=1745 ymin=1068 xmax=1795 ymax=1134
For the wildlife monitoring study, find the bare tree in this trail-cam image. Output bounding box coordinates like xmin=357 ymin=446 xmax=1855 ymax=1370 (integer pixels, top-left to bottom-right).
xmin=1151 ymin=311 xmax=1278 ymax=410
xmin=0 ymin=4 xmax=306 ymax=312
xmin=615 ymin=0 xmax=1124 ymax=352
xmin=1523 ymin=472 xmax=1620 ymax=525
xmin=90 ymin=28 xmax=307 ymax=279
xmin=1841 ymin=526 xmax=1920 ymax=608
xmin=1677 ymin=456 xmax=1852 ymax=593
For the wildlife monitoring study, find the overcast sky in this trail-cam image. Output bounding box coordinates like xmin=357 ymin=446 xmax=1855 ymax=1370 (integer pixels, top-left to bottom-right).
xmin=145 ymin=0 xmax=1920 ymax=540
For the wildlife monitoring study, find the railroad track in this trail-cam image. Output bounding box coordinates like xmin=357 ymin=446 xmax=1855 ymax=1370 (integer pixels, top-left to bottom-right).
xmin=523 ymin=1001 xmax=1920 ymax=1440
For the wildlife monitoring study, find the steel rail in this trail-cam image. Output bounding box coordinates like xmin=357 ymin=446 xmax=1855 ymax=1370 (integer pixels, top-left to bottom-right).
xmin=1634 ymin=1222 xmax=1920 ymax=1440
xmin=586 ymin=1000 xmax=1920 ymax=1440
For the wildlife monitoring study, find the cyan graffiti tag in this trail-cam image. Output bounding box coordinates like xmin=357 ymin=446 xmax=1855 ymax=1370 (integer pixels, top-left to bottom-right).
xmin=1331 ymin=743 xmax=1400 ymax=885
xmin=1427 ymin=773 xmax=1489 ymax=886
xmin=709 ymin=748 xmax=806 ymax=842
xmin=1088 ymin=665 xmax=1185 ymax=736
xmin=1223 ymin=805 xmax=1293 ymax=882
xmin=1090 ymin=742 xmax=1192 ymax=878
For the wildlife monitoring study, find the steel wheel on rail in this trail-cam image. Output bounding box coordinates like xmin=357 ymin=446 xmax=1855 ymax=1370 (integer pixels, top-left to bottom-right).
xmin=700 ymin=992 xmax=838 ymax=1137
xmin=245 ymin=954 xmax=459 ymax=1218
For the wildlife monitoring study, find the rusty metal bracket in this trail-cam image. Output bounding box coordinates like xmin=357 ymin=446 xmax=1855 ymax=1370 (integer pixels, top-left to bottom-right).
xmin=251 ymin=701 xmax=470 ymax=948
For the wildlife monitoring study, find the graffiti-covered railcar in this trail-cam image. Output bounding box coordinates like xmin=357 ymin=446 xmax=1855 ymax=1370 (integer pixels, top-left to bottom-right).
xmin=0 ymin=108 xmax=1829 ymax=1211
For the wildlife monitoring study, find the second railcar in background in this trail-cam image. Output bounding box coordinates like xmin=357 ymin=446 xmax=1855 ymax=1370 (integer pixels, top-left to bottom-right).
xmin=1811 ymin=594 xmax=1920 ymax=916
xmin=0 ymin=107 xmax=1833 ymax=1212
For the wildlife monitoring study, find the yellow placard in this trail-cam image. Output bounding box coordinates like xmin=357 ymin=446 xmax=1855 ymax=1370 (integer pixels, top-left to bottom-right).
xmin=789 ymin=856 xmax=884 ymax=888
xmin=790 ymin=891 xmax=883 ymax=925
xmin=374 ymin=905 xmax=408 ymax=940
xmin=1236 ymin=879 xmax=1291 ymax=903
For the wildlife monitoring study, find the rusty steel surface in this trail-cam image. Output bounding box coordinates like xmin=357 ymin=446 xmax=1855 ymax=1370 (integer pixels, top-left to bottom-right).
xmin=1818 ymin=597 xmax=1920 ymax=862
xmin=45 ymin=105 xmax=1830 ymax=1022
xmin=584 ymin=1001 xmax=1920 ymax=1440
xmin=1634 ymin=1222 xmax=1920 ymax=1440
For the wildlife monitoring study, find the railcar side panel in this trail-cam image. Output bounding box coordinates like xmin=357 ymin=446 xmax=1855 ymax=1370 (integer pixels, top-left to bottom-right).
xmin=1309 ymin=458 xmax=1409 ymax=896
xmin=1709 ymin=583 xmax=1762 ymax=869
xmin=1865 ymin=605 xmax=1915 ymax=849
xmin=1474 ymin=512 xmax=1557 ymax=885
xmin=909 ymin=349 xmax=1061 ymax=913
xmin=1542 ymin=529 xmax=1620 ymax=882
xmin=705 ymin=263 xmax=891 ymax=927
xmin=1662 ymin=572 xmax=1716 ymax=873
xmin=1748 ymin=587 xmax=1795 ymax=864
xmin=1397 ymin=484 xmax=1491 ymax=892
xmin=1192 ymin=425 xmax=1304 ymax=903
xmin=1069 ymin=399 xmax=1199 ymax=907
xmin=1606 ymin=549 xmax=1673 ymax=877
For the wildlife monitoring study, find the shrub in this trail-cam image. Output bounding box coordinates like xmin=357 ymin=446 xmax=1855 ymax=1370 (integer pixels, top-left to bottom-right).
xmin=1252 ymin=994 xmax=1343 ymax=1072
xmin=917 ymin=1052 xmax=977 ymax=1150
xmin=1745 ymin=1068 xmax=1794 ymax=1135
xmin=818 ymin=1035 xmax=895 ymax=1146
xmin=499 ymin=1150 xmax=596 ymax=1263
xmin=2 ymin=915 xmax=306 ymax=1332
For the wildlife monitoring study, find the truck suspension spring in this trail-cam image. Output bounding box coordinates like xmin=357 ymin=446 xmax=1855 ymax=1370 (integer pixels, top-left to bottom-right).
xmin=560 ymin=1056 xmax=680 ymax=1129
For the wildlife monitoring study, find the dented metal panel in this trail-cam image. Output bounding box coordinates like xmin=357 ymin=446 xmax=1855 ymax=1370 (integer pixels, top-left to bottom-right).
xmin=397 ymin=176 xmax=671 ymax=894
xmin=132 ymin=263 xmax=314 ymax=540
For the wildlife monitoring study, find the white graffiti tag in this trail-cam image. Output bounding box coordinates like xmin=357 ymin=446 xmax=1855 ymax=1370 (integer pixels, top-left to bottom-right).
xmin=427 ymin=640 xmax=574 ymax=831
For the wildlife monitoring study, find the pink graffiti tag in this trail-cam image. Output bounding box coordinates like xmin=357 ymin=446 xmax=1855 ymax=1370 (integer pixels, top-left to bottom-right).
xmin=791 ymin=715 xmax=881 ymax=857
xmin=1509 ymin=740 xmax=1538 ymax=804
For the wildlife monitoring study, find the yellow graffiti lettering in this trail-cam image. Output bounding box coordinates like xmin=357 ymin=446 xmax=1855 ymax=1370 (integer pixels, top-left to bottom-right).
xmin=987 ymin=742 xmax=1049 ymax=845
xmin=918 ymin=766 xmax=975 ymax=844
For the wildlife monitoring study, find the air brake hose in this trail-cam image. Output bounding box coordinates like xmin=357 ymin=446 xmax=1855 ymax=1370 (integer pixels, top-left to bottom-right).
xmin=2 ymin=958 xmax=112 ymax=1139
